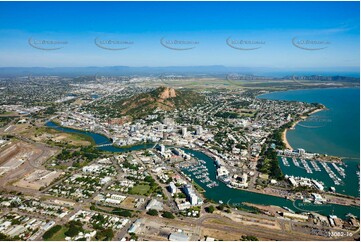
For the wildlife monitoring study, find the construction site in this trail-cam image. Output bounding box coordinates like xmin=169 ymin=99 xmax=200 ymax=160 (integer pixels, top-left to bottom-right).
xmin=0 ymin=139 xmax=59 ymax=192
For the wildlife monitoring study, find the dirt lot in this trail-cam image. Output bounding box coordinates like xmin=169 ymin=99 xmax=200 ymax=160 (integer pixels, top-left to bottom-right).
xmin=14 ymin=169 xmax=64 ymax=190
xmin=199 ymin=215 xmax=332 ymax=241
xmin=24 ymin=126 xmax=93 ymax=146
xmin=121 ymin=197 xmax=137 ymax=209
xmin=0 ymin=140 xmax=59 ymax=193
xmin=137 ymin=216 xmax=199 ymax=241
xmin=201 ymin=227 xmax=243 ymax=241
xmin=136 ymin=211 xmax=336 ymax=241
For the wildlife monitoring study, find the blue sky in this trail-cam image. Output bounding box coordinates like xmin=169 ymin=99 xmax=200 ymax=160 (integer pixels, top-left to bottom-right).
xmin=0 ymin=1 xmax=359 ymax=71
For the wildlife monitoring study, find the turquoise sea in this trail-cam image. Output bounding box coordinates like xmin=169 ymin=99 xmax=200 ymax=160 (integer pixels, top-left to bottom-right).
xmin=259 ymin=88 xmax=360 ymax=197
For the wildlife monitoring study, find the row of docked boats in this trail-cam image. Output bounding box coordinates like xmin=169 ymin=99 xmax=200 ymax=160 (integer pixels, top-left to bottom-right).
xmin=281 ymin=156 xmax=348 ymax=186
xmin=281 ymin=157 xmax=290 ymax=166
xmin=331 ymin=163 xmax=346 ymax=178
xmin=182 ymin=159 xmax=219 ymax=189
xmin=320 ymin=162 xmax=342 ymax=185
xmin=300 ymin=159 xmax=313 ymax=174
xmin=309 ymin=160 xmax=321 ymax=171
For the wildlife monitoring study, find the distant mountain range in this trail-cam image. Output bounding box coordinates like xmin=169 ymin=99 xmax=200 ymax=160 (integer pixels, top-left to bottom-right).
xmin=0 ymin=65 xmax=241 ymax=77
xmin=0 ymin=65 xmax=359 ymax=79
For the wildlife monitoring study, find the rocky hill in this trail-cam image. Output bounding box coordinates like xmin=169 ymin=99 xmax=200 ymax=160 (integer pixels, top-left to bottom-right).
xmin=117 ymin=86 xmax=205 ymax=119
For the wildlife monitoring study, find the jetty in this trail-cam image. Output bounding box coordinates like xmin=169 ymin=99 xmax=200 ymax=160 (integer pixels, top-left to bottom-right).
xmin=300 ymin=159 xmax=313 ymax=174
xmin=281 ymin=157 xmax=290 ymax=166
xmin=320 ymin=162 xmax=342 ymax=185
xmin=292 ymin=157 xmax=300 ymax=167
xmin=332 ymin=163 xmax=346 ymax=178
xmin=309 ymin=160 xmax=321 ymax=171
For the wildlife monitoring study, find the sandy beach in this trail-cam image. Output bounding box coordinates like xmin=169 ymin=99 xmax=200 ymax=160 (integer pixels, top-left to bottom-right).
xmin=282 ymin=126 xmax=294 ymax=150
xmin=282 ymin=107 xmax=325 ymax=151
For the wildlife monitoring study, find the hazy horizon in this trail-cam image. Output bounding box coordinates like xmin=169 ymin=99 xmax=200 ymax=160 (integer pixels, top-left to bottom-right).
xmin=0 ymin=1 xmax=359 ymax=69
xmin=0 ymin=65 xmax=359 ymax=78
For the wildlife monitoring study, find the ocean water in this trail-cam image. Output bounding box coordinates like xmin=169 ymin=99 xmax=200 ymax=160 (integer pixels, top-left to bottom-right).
xmin=259 ymin=88 xmax=360 ymax=197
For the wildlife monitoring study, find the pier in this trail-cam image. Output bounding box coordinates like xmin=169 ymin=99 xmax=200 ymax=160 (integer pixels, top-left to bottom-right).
xmin=281 ymin=157 xmax=290 ymax=166
xmin=332 ymin=163 xmax=346 ymax=178
xmin=300 ymin=159 xmax=313 ymax=174
xmin=320 ymin=162 xmax=342 ymax=185
xmin=292 ymin=157 xmax=300 ymax=167
xmin=309 ymin=160 xmax=321 ymax=171
xmin=357 ymin=170 xmax=360 ymax=193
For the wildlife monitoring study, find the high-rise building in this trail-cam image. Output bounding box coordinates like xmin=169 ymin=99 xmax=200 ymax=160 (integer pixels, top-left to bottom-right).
xmin=190 ymin=194 xmax=198 ymax=205
xmin=181 ymin=127 xmax=187 ymax=137
xmin=169 ymin=182 xmax=177 ymax=194
xmin=196 ymin=126 xmax=203 ymax=135
xmin=160 ymin=144 xmax=165 ymax=153
xmin=183 ymin=184 xmax=199 ymax=205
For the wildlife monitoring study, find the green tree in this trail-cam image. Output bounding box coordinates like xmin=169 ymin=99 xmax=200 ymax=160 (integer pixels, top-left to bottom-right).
xmin=205 ymin=205 xmax=215 ymax=213
xmin=0 ymin=233 xmax=9 ymax=240
xmin=146 ymin=209 xmax=159 ymax=216
xmin=161 ymin=211 xmax=175 ymax=219
xmin=241 ymin=235 xmax=258 ymax=241
xmin=112 ymin=208 xmax=132 ymax=217
xmin=42 ymin=225 xmax=62 ymax=240
xmin=95 ymin=228 xmax=114 ymax=241
xmin=64 ymin=221 xmax=83 ymax=237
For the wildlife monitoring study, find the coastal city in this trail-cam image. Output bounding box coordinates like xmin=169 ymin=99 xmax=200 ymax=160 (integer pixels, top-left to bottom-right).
xmin=0 ymin=1 xmax=360 ymax=241
xmin=0 ymin=74 xmax=359 ymax=241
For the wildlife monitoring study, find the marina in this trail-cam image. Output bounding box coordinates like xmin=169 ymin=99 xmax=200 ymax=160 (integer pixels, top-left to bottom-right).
xmin=332 ymin=163 xmax=346 ymax=178
xmin=320 ymin=162 xmax=342 ymax=186
xmin=180 ymin=159 xmax=219 ymax=189
xmin=281 ymin=157 xmax=290 ymax=166
xmin=309 ymin=160 xmax=321 ymax=171
xmin=264 ymin=88 xmax=360 ymax=198
xmin=300 ymin=159 xmax=313 ymax=174
xmin=292 ymin=157 xmax=300 ymax=167
xmin=278 ymin=156 xmax=359 ymax=196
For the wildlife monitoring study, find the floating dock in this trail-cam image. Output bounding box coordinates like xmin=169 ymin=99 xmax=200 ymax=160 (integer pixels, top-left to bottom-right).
xmin=292 ymin=157 xmax=300 ymax=167
xmin=281 ymin=157 xmax=290 ymax=166
xmin=332 ymin=163 xmax=346 ymax=178
xmin=300 ymin=159 xmax=313 ymax=174
xmin=320 ymin=162 xmax=342 ymax=185
xmin=309 ymin=160 xmax=321 ymax=171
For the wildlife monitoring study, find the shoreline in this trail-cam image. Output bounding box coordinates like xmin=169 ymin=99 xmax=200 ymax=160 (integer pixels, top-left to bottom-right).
xmin=282 ymin=107 xmax=325 ymax=151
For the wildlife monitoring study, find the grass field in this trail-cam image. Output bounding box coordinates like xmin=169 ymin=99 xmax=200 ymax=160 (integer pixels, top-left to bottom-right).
xmin=46 ymin=226 xmax=67 ymax=241
xmin=129 ymin=184 xmax=150 ymax=195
